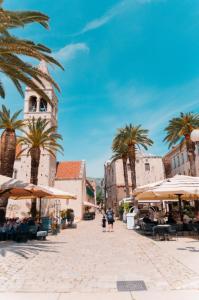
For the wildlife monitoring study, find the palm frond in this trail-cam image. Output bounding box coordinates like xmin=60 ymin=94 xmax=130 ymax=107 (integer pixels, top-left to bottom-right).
xmin=0 ymin=8 xmax=49 ymax=32
xmin=0 ymin=80 xmax=5 ymax=98
xmin=0 ymin=105 xmax=24 ymax=130
xmin=0 ymin=5 xmax=63 ymax=100
xmin=164 ymin=112 xmax=199 ymax=148
xmin=18 ymin=117 xmax=63 ymax=156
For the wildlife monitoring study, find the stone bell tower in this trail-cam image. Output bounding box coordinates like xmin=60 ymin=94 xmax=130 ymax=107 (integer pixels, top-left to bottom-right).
xmin=20 ymin=61 xmax=58 ymax=186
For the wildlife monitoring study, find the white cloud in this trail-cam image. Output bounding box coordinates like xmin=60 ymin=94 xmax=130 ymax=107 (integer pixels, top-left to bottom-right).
xmin=53 ymin=43 xmax=89 ymax=63
xmin=76 ymin=0 xmax=159 ymax=35
xmin=107 ymin=81 xmax=155 ymax=109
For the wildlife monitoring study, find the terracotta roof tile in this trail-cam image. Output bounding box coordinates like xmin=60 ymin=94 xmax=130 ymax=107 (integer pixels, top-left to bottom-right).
xmin=56 ymin=161 xmax=82 ymax=180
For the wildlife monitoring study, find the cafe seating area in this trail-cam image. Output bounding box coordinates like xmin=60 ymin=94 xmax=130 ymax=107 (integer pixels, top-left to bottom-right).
xmin=137 ymin=216 xmax=199 ymax=240
xmin=0 ymin=218 xmax=49 ymax=243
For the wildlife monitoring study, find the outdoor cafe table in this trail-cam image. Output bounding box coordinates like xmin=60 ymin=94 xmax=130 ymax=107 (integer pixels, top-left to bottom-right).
xmin=153 ymin=224 xmax=171 ymax=240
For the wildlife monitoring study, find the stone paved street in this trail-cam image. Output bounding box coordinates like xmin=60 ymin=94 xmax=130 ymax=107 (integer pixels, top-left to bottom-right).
xmin=0 ymin=216 xmax=199 ymax=298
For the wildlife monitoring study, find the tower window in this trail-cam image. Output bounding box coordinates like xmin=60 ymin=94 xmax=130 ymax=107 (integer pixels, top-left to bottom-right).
xmin=29 ymin=96 xmax=37 ymax=112
xmin=181 ymin=153 xmax=184 ymax=164
xmin=145 ymin=163 xmax=150 ymax=171
xmin=177 ymin=155 xmax=180 ymax=167
xmin=40 ymin=98 xmax=47 ymax=112
xmin=13 ymin=169 xmax=17 ymax=179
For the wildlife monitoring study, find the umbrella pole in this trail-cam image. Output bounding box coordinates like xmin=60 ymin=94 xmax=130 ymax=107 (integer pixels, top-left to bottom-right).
xmin=178 ymin=195 xmax=183 ymax=222
xmin=39 ymin=197 xmax=42 ymax=222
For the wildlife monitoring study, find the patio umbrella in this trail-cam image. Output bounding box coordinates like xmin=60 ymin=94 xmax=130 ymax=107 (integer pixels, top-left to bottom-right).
xmin=0 ymin=175 xmax=77 ymax=220
xmin=134 ymin=175 xmax=199 ymax=200
xmin=0 ymin=175 xmax=51 ymax=198
xmin=134 ymin=175 xmax=199 ymax=221
xmin=133 ymin=179 xmax=165 ymax=195
xmin=34 ymin=185 xmax=76 ymax=221
xmin=37 ymin=185 xmax=76 ymax=200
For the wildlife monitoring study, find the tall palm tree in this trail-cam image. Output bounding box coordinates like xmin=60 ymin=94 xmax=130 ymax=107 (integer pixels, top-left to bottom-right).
xmin=0 ymin=105 xmax=24 ymax=221
xmin=164 ymin=112 xmax=199 ymax=176
xmin=0 ymin=105 xmax=24 ymax=177
xmin=114 ymin=125 xmax=153 ymax=192
xmin=112 ymin=143 xmax=130 ymax=198
xmin=18 ymin=117 xmax=63 ymax=218
xmin=0 ymin=0 xmax=63 ymax=102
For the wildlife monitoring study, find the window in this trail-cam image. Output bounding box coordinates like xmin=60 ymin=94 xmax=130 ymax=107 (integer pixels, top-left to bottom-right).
xmin=181 ymin=153 xmax=184 ymax=165
xmin=29 ymin=96 xmax=37 ymax=112
xmin=145 ymin=163 xmax=150 ymax=171
xmin=173 ymin=157 xmax=176 ymax=169
xmin=197 ymin=143 xmax=199 ymax=155
xmin=177 ymin=155 xmax=180 ymax=167
xmin=13 ymin=169 xmax=17 ymax=179
xmin=40 ymin=98 xmax=47 ymax=112
xmin=185 ymin=151 xmax=188 ymax=162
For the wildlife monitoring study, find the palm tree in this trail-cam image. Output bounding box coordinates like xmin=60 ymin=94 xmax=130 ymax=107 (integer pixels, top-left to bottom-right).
xmin=114 ymin=125 xmax=153 ymax=192
xmin=0 ymin=0 xmax=63 ymax=102
xmin=0 ymin=105 xmax=24 ymax=221
xmin=0 ymin=105 xmax=24 ymax=177
xmin=18 ymin=117 xmax=63 ymax=217
xmin=112 ymin=142 xmax=130 ymax=198
xmin=164 ymin=112 xmax=199 ymax=176
xmin=0 ymin=1 xmax=49 ymax=34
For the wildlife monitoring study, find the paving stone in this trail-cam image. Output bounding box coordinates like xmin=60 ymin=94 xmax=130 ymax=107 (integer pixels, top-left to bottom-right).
xmin=0 ymin=216 xmax=199 ymax=293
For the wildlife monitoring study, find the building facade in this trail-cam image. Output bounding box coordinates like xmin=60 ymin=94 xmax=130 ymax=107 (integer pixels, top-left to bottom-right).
xmin=54 ymin=161 xmax=87 ymax=220
xmin=163 ymin=143 xmax=199 ymax=178
xmin=104 ymin=152 xmax=165 ymax=214
xmin=6 ymin=62 xmax=88 ymax=220
xmin=86 ymin=179 xmax=96 ymax=205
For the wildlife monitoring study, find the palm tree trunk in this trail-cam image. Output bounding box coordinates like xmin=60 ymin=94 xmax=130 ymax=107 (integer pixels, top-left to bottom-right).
xmin=0 ymin=129 xmax=16 ymax=177
xmin=128 ymin=146 xmax=136 ymax=193
xmin=186 ymin=140 xmax=196 ymax=176
xmin=122 ymin=157 xmax=130 ymax=197
xmin=30 ymin=147 xmax=41 ymax=219
xmin=0 ymin=129 xmax=16 ymax=222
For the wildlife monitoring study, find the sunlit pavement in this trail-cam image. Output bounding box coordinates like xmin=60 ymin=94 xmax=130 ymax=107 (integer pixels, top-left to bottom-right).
xmin=0 ymin=215 xmax=199 ymax=299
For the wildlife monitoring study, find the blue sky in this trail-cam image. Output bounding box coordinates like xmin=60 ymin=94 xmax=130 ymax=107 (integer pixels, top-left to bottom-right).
xmin=2 ymin=0 xmax=199 ymax=177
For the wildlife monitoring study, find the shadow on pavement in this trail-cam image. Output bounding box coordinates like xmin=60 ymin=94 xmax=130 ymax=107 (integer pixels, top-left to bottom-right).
xmin=0 ymin=240 xmax=67 ymax=259
xmin=177 ymin=246 xmax=199 ymax=252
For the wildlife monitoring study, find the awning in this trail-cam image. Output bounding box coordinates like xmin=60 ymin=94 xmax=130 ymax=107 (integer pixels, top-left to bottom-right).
xmin=83 ymin=201 xmax=99 ymax=208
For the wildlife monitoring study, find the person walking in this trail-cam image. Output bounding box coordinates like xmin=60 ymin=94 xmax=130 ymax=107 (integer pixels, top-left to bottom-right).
xmin=106 ymin=208 xmax=115 ymax=232
xmin=102 ymin=214 xmax=106 ymax=232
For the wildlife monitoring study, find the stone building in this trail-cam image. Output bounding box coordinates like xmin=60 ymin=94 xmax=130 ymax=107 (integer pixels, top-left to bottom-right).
xmin=163 ymin=143 xmax=199 ymax=178
xmin=104 ymin=152 xmax=165 ymax=213
xmin=55 ymin=161 xmax=87 ymax=220
xmin=6 ymin=62 xmax=88 ymax=220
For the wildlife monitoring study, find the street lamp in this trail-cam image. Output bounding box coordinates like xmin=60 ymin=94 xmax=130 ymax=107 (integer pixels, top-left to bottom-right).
xmin=191 ymin=129 xmax=199 ymax=142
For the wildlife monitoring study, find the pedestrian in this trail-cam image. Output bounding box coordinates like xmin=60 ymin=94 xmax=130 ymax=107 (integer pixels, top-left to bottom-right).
xmin=102 ymin=214 xmax=106 ymax=232
xmin=106 ymin=208 xmax=115 ymax=232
